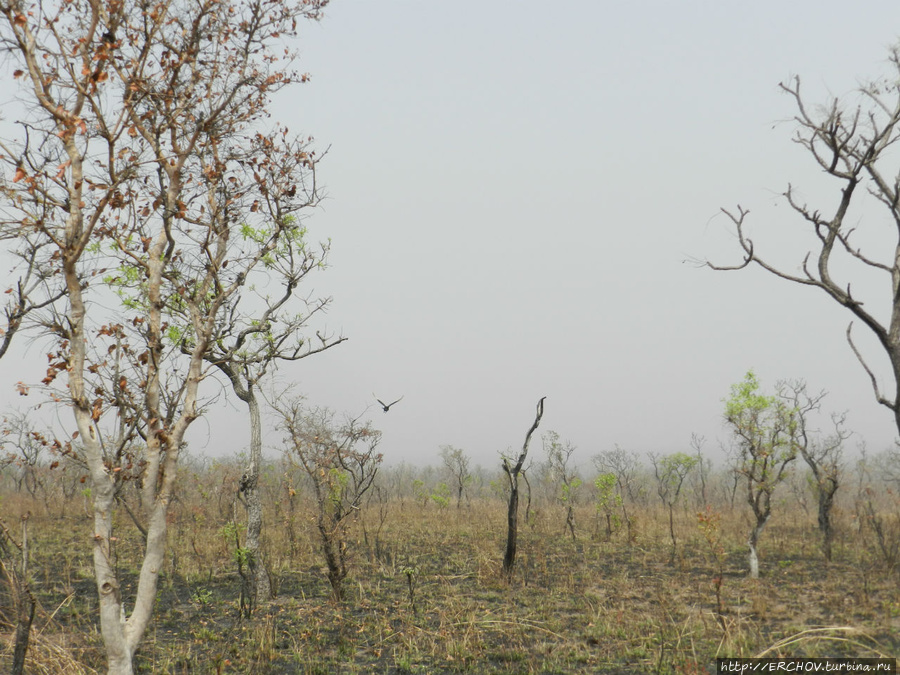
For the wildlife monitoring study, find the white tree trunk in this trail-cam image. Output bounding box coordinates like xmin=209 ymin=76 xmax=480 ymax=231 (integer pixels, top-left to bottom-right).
xmin=68 ymin=256 xmax=202 ymax=674
xmin=748 ymin=540 xmax=760 ymax=579
xmin=747 ymin=516 xmax=769 ymax=579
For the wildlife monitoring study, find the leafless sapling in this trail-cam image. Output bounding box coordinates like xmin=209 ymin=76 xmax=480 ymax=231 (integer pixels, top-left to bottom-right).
xmin=543 ymin=430 xmax=581 ymax=541
xmin=501 ymin=396 xmax=545 ymax=579
xmin=279 ymin=399 xmax=382 ymax=600
xmin=780 ymin=380 xmax=849 ymax=562
xmin=439 ymin=445 xmax=472 ymax=509
xmin=687 ymin=433 xmax=711 ymax=507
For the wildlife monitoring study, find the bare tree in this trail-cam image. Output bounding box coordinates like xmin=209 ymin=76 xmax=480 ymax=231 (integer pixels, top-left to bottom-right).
xmin=0 ymin=0 xmax=329 ymax=671
xmin=542 ymin=430 xmax=581 ymax=541
xmin=781 ymin=381 xmax=849 ymax=562
xmin=707 ymin=46 xmax=900 ymax=437
xmin=279 ymin=400 xmax=382 ymax=601
xmin=0 ymin=412 xmax=47 ymax=497
xmin=501 ymin=396 xmax=545 ymax=579
xmin=687 ymin=433 xmax=711 ymax=507
xmin=0 ymin=236 xmax=65 ymax=361
xmin=439 ymin=445 xmax=471 ymax=509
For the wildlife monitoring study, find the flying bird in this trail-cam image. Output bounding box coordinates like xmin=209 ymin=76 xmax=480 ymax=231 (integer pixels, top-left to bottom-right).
xmin=374 ymin=394 xmax=403 ymax=412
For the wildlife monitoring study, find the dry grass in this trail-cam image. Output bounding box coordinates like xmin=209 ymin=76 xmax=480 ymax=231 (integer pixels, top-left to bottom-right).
xmin=1 ymin=475 xmax=899 ymax=673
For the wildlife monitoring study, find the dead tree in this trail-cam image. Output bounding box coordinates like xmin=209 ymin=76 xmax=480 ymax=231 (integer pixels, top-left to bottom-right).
xmin=707 ymin=46 xmax=900 ymax=437
xmin=543 ymin=430 xmax=581 ymax=541
xmin=439 ymin=445 xmax=472 ymax=508
xmin=501 ymin=396 xmax=545 ymax=578
xmin=781 ymin=381 xmax=849 ymax=562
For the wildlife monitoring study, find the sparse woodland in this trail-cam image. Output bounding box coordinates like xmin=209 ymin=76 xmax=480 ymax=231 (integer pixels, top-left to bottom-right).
xmin=1 ymin=0 xmax=900 ymax=672
xmin=1 ymin=426 xmax=900 ymax=673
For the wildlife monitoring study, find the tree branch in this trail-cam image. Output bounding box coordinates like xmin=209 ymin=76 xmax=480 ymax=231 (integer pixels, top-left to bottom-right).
xmin=846 ymin=322 xmax=897 ymax=411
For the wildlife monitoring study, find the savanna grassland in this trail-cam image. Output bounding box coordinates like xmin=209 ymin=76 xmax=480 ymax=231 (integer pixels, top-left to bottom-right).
xmin=1 ymin=458 xmax=898 ymax=674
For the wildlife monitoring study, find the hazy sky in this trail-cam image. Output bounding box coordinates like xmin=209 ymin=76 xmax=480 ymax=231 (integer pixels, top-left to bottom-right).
xmin=6 ymin=1 xmax=900 ymax=467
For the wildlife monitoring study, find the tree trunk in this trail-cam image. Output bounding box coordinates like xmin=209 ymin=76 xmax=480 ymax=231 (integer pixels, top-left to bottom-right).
xmin=621 ymin=505 xmax=631 ymax=542
xmin=667 ymin=503 xmax=677 ymax=563
xmin=76 ymin=347 xmax=198 ymax=675
xmin=501 ymin=397 xmax=545 ymax=579
xmin=699 ymin=461 xmax=708 ymax=506
xmin=818 ymin=484 xmax=835 ymax=562
xmin=502 ymin=478 xmax=519 ymax=578
xmin=92 ymin=483 xmax=182 ymax=674
xmin=319 ymin=522 xmax=345 ymax=601
xmin=522 ymin=470 xmax=533 ymax=526
xmin=565 ymin=505 xmax=576 ymax=541
xmin=87 ymin=427 xmax=136 ymax=674
xmin=64 ymin=217 xmax=138 ymax=674
xmin=11 ymin=591 xmax=34 ymax=675
xmin=7 ymin=515 xmax=35 ymax=675
xmin=244 ymin=390 xmax=271 ymax=607
xmin=747 ymin=515 xmax=769 ymax=579
xmin=729 ymin=472 xmax=739 ymax=510
xmin=894 ymin=380 xmax=900 ymax=439
xmin=748 ymin=536 xmax=760 ymax=580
